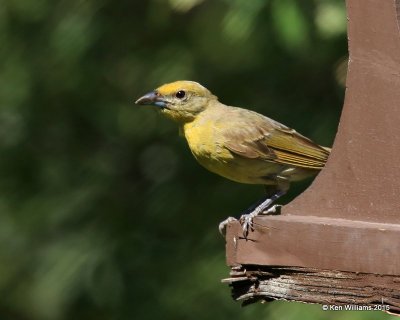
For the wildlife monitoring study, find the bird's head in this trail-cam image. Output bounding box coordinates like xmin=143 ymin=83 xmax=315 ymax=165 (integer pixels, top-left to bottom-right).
xmin=135 ymin=80 xmax=217 ymax=123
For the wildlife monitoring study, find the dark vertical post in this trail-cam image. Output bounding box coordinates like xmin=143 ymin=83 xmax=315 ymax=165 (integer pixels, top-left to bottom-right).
xmin=284 ymin=0 xmax=400 ymax=224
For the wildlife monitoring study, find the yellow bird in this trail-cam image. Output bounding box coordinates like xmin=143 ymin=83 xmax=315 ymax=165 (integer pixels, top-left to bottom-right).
xmin=136 ymin=81 xmax=330 ymax=236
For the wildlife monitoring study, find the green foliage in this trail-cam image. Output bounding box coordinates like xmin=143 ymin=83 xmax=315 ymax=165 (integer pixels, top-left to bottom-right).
xmin=0 ymin=1 xmax=390 ymax=320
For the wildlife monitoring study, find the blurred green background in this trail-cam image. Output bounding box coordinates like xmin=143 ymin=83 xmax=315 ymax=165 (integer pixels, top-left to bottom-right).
xmin=0 ymin=0 xmax=395 ymax=319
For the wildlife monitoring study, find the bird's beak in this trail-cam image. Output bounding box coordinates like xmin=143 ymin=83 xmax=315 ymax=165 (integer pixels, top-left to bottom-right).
xmin=135 ymin=91 xmax=168 ymax=109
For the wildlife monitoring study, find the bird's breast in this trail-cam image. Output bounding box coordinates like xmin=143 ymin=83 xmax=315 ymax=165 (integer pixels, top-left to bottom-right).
xmin=183 ymin=120 xmax=230 ymax=161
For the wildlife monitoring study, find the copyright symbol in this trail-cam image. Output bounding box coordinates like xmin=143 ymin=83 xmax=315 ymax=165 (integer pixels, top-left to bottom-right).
xmin=322 ymin=305 xmax=328 ymax=311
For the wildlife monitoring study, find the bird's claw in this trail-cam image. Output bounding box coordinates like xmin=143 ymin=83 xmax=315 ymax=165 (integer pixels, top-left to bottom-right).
xmin=218 ymin=216 xmax=237 ymax=237
xmin=239 ymin=205 xmax=282 ymax=237
xmin=239 ymin=211 xmax=258 ymax=237
xmin=263 ymin=204 xmax=282 ymax=215
xmin=219 ymin=205 xmax=283 ymax=238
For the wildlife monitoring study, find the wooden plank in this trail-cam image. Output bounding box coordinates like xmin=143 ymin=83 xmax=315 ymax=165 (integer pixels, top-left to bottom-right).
xmin=226 ymin=217 xmax=400 ymax=275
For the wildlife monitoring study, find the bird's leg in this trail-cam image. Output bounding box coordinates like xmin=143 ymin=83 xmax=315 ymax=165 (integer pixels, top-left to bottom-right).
xmin=218 ymin=193 xmax=274 ymax=237
xmin=239 ymin=189 xmax=286 ymax=237
xmin=218 ymin=196 xmax=276 ymax=237
xmin=218 ymin=191 xmax=285 ymax=238
xmin=219 ymin=178 xmax=289 ymax=238
xmin=240 ymin=178 xmax=290 ymax=237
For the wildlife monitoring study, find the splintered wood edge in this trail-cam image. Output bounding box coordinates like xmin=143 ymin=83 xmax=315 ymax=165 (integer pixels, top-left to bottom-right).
xmin=222 ymin=265 xmax=400 ymax=315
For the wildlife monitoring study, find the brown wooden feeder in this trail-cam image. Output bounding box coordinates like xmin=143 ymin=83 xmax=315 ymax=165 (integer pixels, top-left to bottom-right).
xmin=223 ymin=0 xmax=400 ymax=314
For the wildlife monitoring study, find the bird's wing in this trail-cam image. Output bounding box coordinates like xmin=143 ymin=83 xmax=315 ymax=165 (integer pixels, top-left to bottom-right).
xmin=223 ymin=110 xmax=330 ymax=169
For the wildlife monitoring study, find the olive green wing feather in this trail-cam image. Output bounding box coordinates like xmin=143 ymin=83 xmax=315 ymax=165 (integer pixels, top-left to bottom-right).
xmin=265 ymin=126 xmax=330 ymax=168
xmin=223 ymin=110 xmax=330 ymax=169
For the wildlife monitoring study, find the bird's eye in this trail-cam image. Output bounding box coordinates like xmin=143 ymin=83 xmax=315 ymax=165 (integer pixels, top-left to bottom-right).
xmin=175 ymin=90 xmax=186 ymax=99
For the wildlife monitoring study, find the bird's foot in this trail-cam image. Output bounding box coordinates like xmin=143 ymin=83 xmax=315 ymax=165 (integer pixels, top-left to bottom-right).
xmin=218 ymin=216 xmax=237 ymax=237
xmin=240 ymin=205 xmax=283 ymax=237
xmin=239 ymin=209 xmax=260 ymax=238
